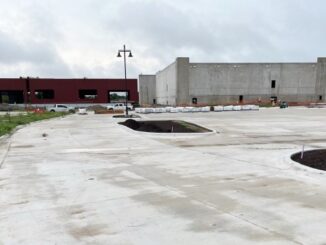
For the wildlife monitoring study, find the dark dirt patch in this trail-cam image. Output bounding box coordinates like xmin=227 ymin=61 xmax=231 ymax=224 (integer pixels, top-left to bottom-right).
xmin=86 ymin=105 xmax=106 ymax=111
xmin=95 ymin=110 xmax=124 ymax=114
xmin=113 ymin=114 xmax=140 ymax=118
xmin=291 ymin=149 xmax=326 ymax=171
xmin=119 ymin=119 xmax=211 ymax=133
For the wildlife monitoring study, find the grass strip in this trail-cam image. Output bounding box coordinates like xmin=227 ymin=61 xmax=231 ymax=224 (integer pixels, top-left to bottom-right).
xmin=0 ymin=112 xmax=68 ymax=136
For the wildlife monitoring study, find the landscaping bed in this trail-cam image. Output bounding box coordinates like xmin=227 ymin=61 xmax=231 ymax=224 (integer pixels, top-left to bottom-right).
xmin=94 ymin=109 xmax=124 ymax=114
xmin=291 ymin=149 xmax=326 ymax=171
xmin=119 ymin=119 xmax=211 ymax=133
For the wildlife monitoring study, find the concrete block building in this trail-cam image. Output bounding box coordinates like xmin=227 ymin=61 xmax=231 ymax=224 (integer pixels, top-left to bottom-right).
xmin=139 ymin=57 xmax=326 ymax=106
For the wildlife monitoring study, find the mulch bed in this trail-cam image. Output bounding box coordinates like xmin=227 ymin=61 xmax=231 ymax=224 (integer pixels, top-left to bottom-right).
xmin=291 ymin=149 xmax=326 ymax=171
xmin=119 ymin=119 xmax=211 ymax=133
xmin=95 ymin=110 xmax=124 ymax=114
xmin=113 ymin=114 xmax=140 ymax=118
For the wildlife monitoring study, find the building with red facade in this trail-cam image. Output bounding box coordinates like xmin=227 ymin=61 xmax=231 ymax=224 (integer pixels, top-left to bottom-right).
xmin=0 ymin=78 xmax=138 ymax=105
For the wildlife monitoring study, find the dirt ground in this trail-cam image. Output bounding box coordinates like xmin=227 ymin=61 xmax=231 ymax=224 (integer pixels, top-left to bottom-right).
xmin=119 ymin=119 xmax=211 ymax=133
xmin=292 ymin=149 xmax=326 ymax=171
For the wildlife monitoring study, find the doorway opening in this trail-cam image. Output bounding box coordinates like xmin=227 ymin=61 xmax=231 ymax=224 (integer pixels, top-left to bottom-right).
xmin=239 ymin=95 xmax=243 ymax=103
xmin=108 ymin=91 xmax=129 ymax=103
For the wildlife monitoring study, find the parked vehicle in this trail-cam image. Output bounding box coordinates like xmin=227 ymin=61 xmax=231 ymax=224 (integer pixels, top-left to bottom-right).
xmin=78 ymin=108 xmax=87 ymax=115
xmin=107 ymin=103 xmax=133 ymax=111
xmin=46 ymin=104 xmax=75 ymax=112
xmin=279 ymin=101 xmax=288 ymax=109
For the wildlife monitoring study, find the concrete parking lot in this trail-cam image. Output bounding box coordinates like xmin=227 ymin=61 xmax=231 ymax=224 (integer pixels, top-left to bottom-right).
xmin=1 ymin=108 xmax=326 ymax=244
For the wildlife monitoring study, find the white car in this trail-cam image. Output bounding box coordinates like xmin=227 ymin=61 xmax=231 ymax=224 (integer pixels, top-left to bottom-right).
xmin=46 ymin=104 xmax=75 ymax=112
xmin=107 ymin=103 xmax=133 ymax=111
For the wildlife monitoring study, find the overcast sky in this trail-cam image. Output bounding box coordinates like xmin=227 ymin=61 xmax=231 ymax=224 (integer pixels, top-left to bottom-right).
xmin=0 ymin=0 xmax=325 ymax=78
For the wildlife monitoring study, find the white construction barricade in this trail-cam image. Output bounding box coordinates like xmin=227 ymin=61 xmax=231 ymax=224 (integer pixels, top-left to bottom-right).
xmin=214 ymin=106 xmax=223 ymax=112
xmin=176 ymin=107 xmax=184 ymax=112
xmin=135 ymin=104 xmax=259 ymax=114
xmin=192 ymin=107 xmax=201 ymax=112
xmin=233 ymin=105 xmax=242 ymax=111
xmin=223 ymin=105 xmax=234 ymax=111
xmin=182 ymin=107 xmax=194 ymax=112
xmin=165 ymin=107 xmax=173 ymax=112
xmin=170 ymin=107 xmax=179 ymax=113
xmin=201 ymin=106 xmax=210 ymax=112
xmin=135 ymin=108 xmax=141 ymax=113
xmin=144 ymin=108 xmax=154 ymax=114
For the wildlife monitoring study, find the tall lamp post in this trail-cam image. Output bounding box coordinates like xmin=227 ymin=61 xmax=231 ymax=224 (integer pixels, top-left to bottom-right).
xmin=20 ymin=76 xmax=31 ymax=110
xmin=117 ymin=45 xmax=133 ymax=117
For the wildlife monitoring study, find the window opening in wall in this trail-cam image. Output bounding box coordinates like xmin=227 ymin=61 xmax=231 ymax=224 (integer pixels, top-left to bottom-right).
xmin=319 ymin=95 xmax=323 ymax=101
xmin=0 ymin=91 xmax=24 ymax=103
xmin=192 ymin=97 xmax=197 ymax=104
xmin=108 ymin=91 xmax=128 ymax=103
xmin=79 ymin=89 xmax=97 ymax=99
xmin=239 ymin=95 xmax=243 ymax=103
xmin=34 ymin=90 xmax=54 ymax=99
xmin=271 ymin=80 xmax=276 ymax=88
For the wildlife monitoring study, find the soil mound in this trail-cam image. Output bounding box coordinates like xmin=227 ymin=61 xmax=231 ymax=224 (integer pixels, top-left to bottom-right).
xmin=291 ymin=149 xmax=326 ymax=171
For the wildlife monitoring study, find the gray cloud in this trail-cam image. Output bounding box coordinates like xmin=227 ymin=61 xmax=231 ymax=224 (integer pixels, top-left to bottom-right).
xmin=0 ymin=31 xmax=72 ymax=77
xmin=0 ymin=32 xmax=56 ymax=63
xmin=1 ymin=0 xmax=326 ymax=78
xmin=71 ymin=60 xmax=139 ymax=79
xmin=0 ymin=32 xmax=71 ymax=77
xmin=0 ymin=0 xmax=72 ymax=77
xmin=106 ymin=0 xmax=326 ymax=65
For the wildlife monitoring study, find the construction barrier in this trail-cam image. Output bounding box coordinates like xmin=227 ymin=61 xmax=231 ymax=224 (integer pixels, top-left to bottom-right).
xmin=135 ymin=105 xmax=259 ymax=114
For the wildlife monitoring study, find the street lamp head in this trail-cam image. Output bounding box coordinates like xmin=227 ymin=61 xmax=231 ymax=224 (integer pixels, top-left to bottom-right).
xmin=128 ymin=52 xmax=133 ymax=58
xmin=117 ymin=52 xmax=122 ymax=58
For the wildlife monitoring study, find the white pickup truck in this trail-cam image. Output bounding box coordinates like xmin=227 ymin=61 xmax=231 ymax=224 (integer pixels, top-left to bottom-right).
xmin=46 ymin=104 xmax=75 ymax=112
xmin=107 ymin=103 xmax=133 ymax=111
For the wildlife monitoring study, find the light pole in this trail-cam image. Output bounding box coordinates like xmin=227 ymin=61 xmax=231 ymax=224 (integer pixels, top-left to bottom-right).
xmin=117 ymin=45 xmax=133 ymax=117
xmin=20 ymin=76 xmax=31 ymax=110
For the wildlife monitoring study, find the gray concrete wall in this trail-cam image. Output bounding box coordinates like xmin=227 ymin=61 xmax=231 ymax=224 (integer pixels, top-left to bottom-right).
xmin=176 ymin=58 xmax=190 ymax=105
xmin=140 ymin=57 xmax=326 ymax=106
xmin=139 ymin=75 xmax=156 ymax=106
xmin=188 ymin=62 xmax=317 ymax=104
xmin=316 ymin=58 xmax=326 ymax=102
xmin=156 ymin=61 xmax=177 ymax=105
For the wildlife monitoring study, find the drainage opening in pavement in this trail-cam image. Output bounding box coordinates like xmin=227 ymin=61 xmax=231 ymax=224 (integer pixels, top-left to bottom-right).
xmin=119 ymin=119 xmax=212 ymax=133
xmin=291 ymin=149 xmax=326 ymax=171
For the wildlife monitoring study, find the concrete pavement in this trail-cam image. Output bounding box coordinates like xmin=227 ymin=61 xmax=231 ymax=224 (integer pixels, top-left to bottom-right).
xmin=1 ymin=108 xmax=326 ymax=244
